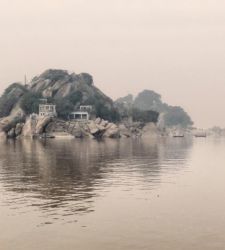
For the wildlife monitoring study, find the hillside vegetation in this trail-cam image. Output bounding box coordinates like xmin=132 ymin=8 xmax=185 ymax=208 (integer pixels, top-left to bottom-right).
xmin=115 ymin=90 xmax=193 ymax=127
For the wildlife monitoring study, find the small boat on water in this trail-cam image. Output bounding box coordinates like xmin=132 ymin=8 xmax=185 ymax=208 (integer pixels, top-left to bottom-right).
xmin=194 ymin=130 xmax=207 ymax=138
xmin=39 ymin=134 xmax=55 ymax=139
xmin=173 ymin=134 xmax=184 ymax=138
xmin=172 ymin=131 xmax=184 ymax=138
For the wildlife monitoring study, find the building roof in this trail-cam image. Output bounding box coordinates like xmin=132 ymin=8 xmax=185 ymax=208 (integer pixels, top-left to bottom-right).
xmin=70 ymin=111 xmax=89 ymax=114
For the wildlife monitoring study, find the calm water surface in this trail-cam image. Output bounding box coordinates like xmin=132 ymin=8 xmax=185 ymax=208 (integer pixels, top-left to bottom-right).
xmin=1 ymin=137 xmax=225 ymax=250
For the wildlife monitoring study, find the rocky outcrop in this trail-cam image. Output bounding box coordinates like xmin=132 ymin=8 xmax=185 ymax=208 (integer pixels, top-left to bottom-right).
xmin=0 ymin=112 xmax=159 ymax=139
xmin=43 ymin=118 xmax=121 ymax=139
xmin=0 ymin=69 xmax=163 ymax=140
xmin=0 ymin=116 xmax=14 ymax=132
xmin=22 ymin=118 xmax=34 ymax=137
xmin=21 ymin=115 xmax=52 ymax=137
xmin=118 ymin=124 xmax=131 ymax=138
xmin=4 ymin=122 xmax=25 ymax=139
xmin=32 ymin=116 xmax=160 ymax=139
xmin=141 ymin=123 xmax=159 ymax=137
xmin=0 ymin=110 xmax=24 ymax=133
xmin=103 ymin=122 xmax=120 ymax=138
xmin=29 ymin=69 xmax=113 ymax=110
xmin=0 ymin=69 xmax=118 ymax=131
xmin=15 ymin=123 xmax=24 ymax=136
xmin=35 ymin=116 xmax=52 ymax=134
xmin=0 ymin=107 xmax=25 ymax=138
xmin=68 ymin=122 xmax=91 ymax=138
xmin=79 ymin=118 xmax=120 ymax=138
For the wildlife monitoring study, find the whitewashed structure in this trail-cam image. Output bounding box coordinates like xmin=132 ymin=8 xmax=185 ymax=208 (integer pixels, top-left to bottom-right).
xmin=69 ymin=105 xmax=94 ymax=121
xmin=69 ymin=111 xmax=89 ymax=121
xmin=79 ymin=105 xmax=93 ymax=112
xmin=39 ymin=104 xmax=57 ymax=117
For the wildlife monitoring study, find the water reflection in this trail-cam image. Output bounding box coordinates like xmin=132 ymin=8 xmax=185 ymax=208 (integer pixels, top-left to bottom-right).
xmin=0 ymin=137 xmax=192 ymax=225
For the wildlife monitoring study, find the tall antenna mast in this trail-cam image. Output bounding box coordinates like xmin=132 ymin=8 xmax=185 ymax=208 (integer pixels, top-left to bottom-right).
xmin=24 ymin=74 xmax=27 ymax=85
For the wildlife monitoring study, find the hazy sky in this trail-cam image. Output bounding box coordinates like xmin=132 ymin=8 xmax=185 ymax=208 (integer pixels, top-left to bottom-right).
xmin=0 ymin=0 xmax=225 ymax=127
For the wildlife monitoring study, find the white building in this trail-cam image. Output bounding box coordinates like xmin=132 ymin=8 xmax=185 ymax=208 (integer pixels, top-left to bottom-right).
xmin=39 ymin=104 xmax=57 ymax=117
xmin=69 ymin=111 xmax=89 ymax=121
xmin=79 ymin=105 xmax=93 ymax=112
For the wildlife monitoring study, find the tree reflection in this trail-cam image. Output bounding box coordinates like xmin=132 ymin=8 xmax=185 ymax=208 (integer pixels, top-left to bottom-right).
xmin=0 ymin=137 xmax=192 ymax=224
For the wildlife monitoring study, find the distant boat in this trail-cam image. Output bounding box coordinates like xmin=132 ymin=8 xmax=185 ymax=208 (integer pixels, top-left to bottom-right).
xmin=173 ymin=131 xmax=184 ymax=138
xmin=194 ymin=130 xmax=207 ymax=138
xmin=173 ymin=134 xmax=184 ymax=138
xmin=39 ymin=134 xmax=55 ymax=139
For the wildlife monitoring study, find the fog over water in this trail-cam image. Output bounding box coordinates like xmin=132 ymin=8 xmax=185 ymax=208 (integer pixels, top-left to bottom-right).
xmin=0 ymin=0 xmax=225 ymax=127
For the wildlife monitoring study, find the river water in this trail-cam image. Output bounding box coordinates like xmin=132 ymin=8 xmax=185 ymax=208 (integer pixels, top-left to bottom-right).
xmin=0 ymin=137 xmax=225 ymax=250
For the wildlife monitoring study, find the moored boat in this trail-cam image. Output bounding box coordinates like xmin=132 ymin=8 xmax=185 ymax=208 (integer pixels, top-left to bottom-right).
xmin=39 ymin=134 xmax=55 ymax=139
xmin=194 ymin=130 xmax=207 ymax=138
xmin=172 ymin=130 xmax=184 ymax=138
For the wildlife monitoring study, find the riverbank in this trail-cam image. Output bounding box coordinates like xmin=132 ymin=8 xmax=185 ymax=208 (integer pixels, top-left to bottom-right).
xmin=0 ymin=113 xmax=160 ymax=140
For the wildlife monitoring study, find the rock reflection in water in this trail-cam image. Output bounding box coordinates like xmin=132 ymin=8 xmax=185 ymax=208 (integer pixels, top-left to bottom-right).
xmin=0 ymin=137 xmax=192 ymax=225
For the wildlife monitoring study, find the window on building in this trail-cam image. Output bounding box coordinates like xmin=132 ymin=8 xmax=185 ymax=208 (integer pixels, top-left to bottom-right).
xmin=75 ymin=114 xmax=81 ymax=119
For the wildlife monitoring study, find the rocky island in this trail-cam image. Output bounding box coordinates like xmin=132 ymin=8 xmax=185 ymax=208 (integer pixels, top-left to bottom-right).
xmin=0 ymin=69 xmax=193 ymax=139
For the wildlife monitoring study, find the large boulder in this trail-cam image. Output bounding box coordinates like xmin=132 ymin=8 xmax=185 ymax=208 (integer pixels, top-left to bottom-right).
xmin=103 ymin=123 xmax=120 ymax=138
xmin=15 ymin=123 xmax=24 ymax=136
xmin=45 ymin=119 xmax=68 ymax=133
xmin=22 ymin=115 xmax=52 ymax=137
xmin=0 ymin=113 xmax=25 ymax=134
xmin=0 ymin=102 xmax=25 ymax=138
xmin=88 ymin=120 xmax=99 ymax=135
xmin=118 ymin=124 xmax=131 ymax=137
xmin=22 ymin=118 xmax=35 ymax=137
xmin=96 ymin=124 xmax=106 ymax=132
xmin=141 ymin=122 xmax=159 ymax=138
xmin=72 ymin=124 xmax=91 ymax=138
xmin=100 ymin=119 xmax=108 ymax=127
xmin=0 ymin=116 xmax=13 ymax=132
xmin=35 ymin=116 xmax=52 ymax=134
xmin=73 ymin=129 xmax=83 ymax=138
xmin=87 ymin=120 xmax=106 ymax=138
xmin=95 ymin=118 xmax=102 ymax=125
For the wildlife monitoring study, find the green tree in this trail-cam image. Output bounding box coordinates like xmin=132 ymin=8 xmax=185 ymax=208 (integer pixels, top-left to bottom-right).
xmin=164 ymin=106 xmax=193 ymax=127
xmin=132 ymin=108 xmax=159 ymax=123
xmin=55 ymin=99 xmax=74 ymax=120
xmin=0 ymin=83 xmax=27 ymax=117
xmin=20 ymin=92 xmax=42 ymax=114
xmin=68 ymin=91 xmax=83 ymax=105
